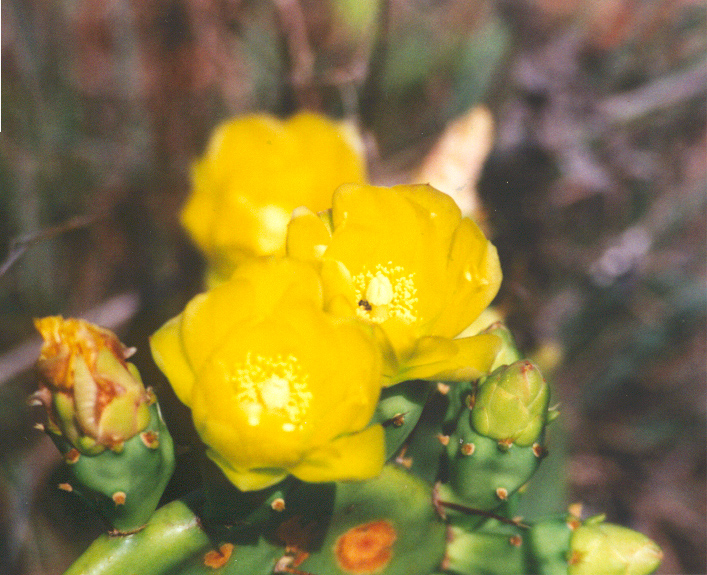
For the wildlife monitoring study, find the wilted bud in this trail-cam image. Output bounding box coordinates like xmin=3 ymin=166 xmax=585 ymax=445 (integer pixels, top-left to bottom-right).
xmin=33 ymin=316 xmax=152 ymax=454
xmin=471 ymin=360 xmax=550 ymax=446
xmin=568 ymin=518 xmax=663 ymax=575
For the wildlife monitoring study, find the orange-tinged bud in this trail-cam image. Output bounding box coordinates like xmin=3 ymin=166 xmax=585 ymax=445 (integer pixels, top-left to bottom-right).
xmin=33 ymin=316 xmax=152 ymax=454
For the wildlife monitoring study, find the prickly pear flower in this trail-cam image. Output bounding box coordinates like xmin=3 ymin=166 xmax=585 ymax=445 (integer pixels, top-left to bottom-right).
xmin=32 ymin=317 xmax=152 ymax=455
xmin=286 ymin=183 xmax=503 ymax=385
xmin=149 ymin=257 xmax=385 ymax=491
xmin=181 ymin=112 xmax=367 ymax=286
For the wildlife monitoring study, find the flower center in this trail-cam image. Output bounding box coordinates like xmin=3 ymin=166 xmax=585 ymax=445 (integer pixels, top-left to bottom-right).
xmin=233 ymin=353 xmax=312 ymax=431
xmin=353 ymin=263 xmax=418 ymax=324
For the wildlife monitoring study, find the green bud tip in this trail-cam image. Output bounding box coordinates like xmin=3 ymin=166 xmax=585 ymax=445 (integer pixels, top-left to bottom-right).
xmin=471 ymin=360 xmax=550 ymax=446
xmin=568 ymin=519 xmax=663 ymax=575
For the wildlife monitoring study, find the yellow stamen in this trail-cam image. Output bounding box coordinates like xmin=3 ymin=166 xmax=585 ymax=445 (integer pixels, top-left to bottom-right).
xmin=353 ymin=263 xmax=418 ymax=324
xmin=233 ymin=353 xmax=312 ymax=430
xmin=366 ymin=272 xmax=394 ymax=306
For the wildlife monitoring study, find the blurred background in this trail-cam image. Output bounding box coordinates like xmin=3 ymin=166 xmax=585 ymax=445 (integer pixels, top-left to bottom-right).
xmin=1 ymin=1 xmax=705 ymax=574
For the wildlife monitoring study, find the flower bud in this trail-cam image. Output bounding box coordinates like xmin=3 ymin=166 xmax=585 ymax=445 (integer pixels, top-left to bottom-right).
xmin=33 ymin=316 xmax=152 ymax=454
xmin=569 ymin=519 xmax=663 ymax=575
xmin=471 ymin=360 xmax=550 ymax=446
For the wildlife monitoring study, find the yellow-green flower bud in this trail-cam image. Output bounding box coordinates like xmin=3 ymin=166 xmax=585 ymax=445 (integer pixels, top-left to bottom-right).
xmin=569 ymin=519 xmax=663 ymax=575
xmin=471 ymin=360 xmax=550 ymax=446
xmin=33 ymin=316 xmax=152 ymax=454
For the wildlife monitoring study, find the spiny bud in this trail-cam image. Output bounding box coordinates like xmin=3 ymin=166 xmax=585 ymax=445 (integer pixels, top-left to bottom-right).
xmin=33 ymin=316 xmax=152 ymax=455
xmin=568 ymin=518 xmax=663 ymax=575
xmin=471 ymin=360 xmax=549 ymax=447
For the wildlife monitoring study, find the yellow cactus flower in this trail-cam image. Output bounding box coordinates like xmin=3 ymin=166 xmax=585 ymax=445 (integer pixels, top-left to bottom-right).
xmin=181 ymin=112 xmax=367 ymax=285
xmin=287 ymin=183 xmax=503 ymax=385
xmin=150 ymin=258 xmax=385 ymax=491
xmin=32 ymin=317 xmax=152 ymax=454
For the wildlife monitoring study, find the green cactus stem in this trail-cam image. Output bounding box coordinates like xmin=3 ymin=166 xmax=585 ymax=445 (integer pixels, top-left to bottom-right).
xmin=443 ymin=522 xmax=526 ymax=575
xmin=281 ymin=464 xmax=447 ymax=575
xmin=525 ymin=516 xmax=574 ymax=575
xmin=63 ymin=497 xmax=211 ymax=575
xmin=62 ymin=491 xmax=287 ymax=575
xmin=372 ymin=380 xmax=431 ymax=458
xmin=51 ymin=401 xmax=175 ymax=532
xmin=437 ymin=410 xmax=544 ymax=514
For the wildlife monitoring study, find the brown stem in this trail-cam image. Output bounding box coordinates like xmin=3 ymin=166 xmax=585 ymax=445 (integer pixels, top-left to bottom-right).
xmin=436 ymin=500 xmax=528 ymax=529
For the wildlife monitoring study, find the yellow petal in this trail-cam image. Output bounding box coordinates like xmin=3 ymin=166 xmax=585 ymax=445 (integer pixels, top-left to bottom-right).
xmin=320 ymin=258 xmax=357 ymax=313
xmin=394 ymin=183 xmax=462 ymax=242
xmin=392 ymin=333 xmax=501 ymax=384
xmin=179 ymin=280 xmax=253 ymax=379
xmin=431 ymin=218 xmax=502 ymax=337
xmin=291 ymin=425 xmax=385 ymax=484
xmin=181 ymin=112 xmax=367 ymax=280
xmin=429 ymin=334 xmax=502 ymax=381
xmin=207 ymin=448 xmax=289 ymax=492
xmin=286 ymin=206 xmax=332 ymax=261
xmin=149 ymin=315 xmax=196 ymax=405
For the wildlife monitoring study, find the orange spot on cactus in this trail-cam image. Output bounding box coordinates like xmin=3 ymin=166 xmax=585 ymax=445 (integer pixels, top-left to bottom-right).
xmin=509 ymin=535 xmax=522 ymax=547
xmin=437 ymin=434 xmax=450 ymax=446
xmin=271 ymin=497 xmax=286 ymax=511
xmin=495 ymin=487 xmax=508 ymax=500
xmin=519 ymin=360 xmax=533 ymax=373
xmin=65 ymin=448 xmax=80 ymax=464
xmin=140 ymin=431 xmax=160 ymax=449
xmin=203 ymin=543 xmax=234 ymax=569
xmin=567 ymin=502 xmax=583 ymax=518
xmin=58 ymin=483 xmax=73 ymax=492
xmin=532 ymin=443 xmax=548 ymax=458
xmin=461 ymin=442 xmax=475 ymax=456
xmin=112 ymin=491 xmax=126 ymax=505
xmin=567 ymin=549 xmax=583 ymax=566
xmin=498 ymin=438 xmax=514 ymax=450
xmin=391 ymin=413 xmax=405 ymax=427
xmin=465 ymin=393 xmax=475 ymax=409
xmin=334 ymin=520 xmax=397 ymax=574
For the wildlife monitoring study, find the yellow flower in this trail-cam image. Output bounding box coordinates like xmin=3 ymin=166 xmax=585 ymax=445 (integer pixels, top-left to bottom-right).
xmin=150 ymin=258 xmax=384 ymax=491
xmin=181 ymin=112 xmax=367 ymax=285
xmin=32 ymin=317 xmax=152 ymax=454
xmin=287 ymin=183 xmax=503 ymax=385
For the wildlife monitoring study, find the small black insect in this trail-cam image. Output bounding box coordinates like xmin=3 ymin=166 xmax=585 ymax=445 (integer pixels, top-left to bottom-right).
xmin=357 ymin=299 xmax=372 ymax=311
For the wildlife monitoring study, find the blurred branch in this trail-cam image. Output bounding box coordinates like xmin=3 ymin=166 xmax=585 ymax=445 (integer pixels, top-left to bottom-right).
xmin=600 ymin=59 xmax=707 ymax=124
xmin=272 ymin=0 xmax=318 ymax=109
xmin=0 ymin=213 xmax=106 ymax=279
xmin=360 ymin=0 xmax=391 ymax=129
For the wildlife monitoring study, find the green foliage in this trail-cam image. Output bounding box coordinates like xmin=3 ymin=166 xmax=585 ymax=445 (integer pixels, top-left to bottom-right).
xmin=372 ymin=380 xmax=431 ymax=458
